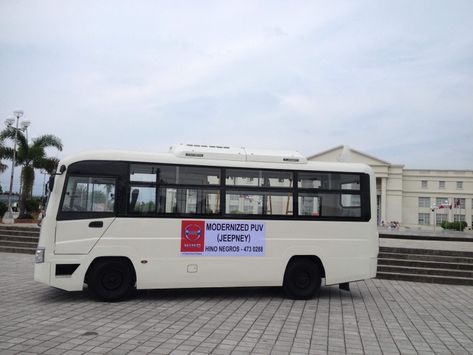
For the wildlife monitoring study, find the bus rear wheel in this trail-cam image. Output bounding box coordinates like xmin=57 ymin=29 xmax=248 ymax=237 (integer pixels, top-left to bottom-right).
xmin=283 ymin=258 xmax=321 ymax=300
xmin=87 ymin=259 xmax=135 ymax=302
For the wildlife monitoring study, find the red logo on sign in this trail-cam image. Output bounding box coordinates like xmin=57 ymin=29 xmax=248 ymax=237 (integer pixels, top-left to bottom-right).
xmin=181 ymin=220 xmax=205 ymax=253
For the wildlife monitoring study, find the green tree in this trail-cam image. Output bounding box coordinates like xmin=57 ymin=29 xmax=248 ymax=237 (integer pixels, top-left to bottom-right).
xmin=0 ymin=137 xmax=10 ymax=173
xmin=0 ymin=128 xmax=62 ymax=218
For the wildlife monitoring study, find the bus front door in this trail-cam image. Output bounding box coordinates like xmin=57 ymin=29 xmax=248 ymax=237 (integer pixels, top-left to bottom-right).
xmin=55 ymin=218 xmax=116 ymax=255
xmin=55 ymin=175 xmax=118 ymax=255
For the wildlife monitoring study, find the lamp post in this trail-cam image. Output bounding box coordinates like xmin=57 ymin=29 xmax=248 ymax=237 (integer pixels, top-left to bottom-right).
xmin=40 ymin=169 xmax=47 ymax=200
xmin=431 ymin=204 xmax=437 ymax=233
xmin=2 ymin=110 xmax=27 ymax=224
xmin=21 ymin=120 xmax=30 ymax=141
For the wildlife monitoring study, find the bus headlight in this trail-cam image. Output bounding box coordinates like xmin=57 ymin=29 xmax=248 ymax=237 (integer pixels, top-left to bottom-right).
xmin=35 ymin=248 xmax=45 ymax=263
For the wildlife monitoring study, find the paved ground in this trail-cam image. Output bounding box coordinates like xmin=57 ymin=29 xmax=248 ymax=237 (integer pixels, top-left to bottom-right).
xmin=379 ymin=227 xmax=473 ymax=239
xmin=1 ymin=253 xmax=473 ymax=355
xmin=380 ymin=237 xmax=473 ymax=253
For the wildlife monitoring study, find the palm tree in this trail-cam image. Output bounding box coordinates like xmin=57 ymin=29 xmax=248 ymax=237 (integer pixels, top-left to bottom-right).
xmin=0 ymin=128 xmax=62 ymax=218
xmin=0 ymin=137 xmax=10 ymax=173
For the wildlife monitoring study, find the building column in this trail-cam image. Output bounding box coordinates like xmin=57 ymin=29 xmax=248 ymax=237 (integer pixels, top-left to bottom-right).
xmin=381 ymin=177 xmax=387 ymax=223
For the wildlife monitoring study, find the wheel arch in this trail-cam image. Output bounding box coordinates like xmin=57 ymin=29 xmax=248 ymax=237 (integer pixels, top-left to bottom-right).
xmin=84 ymin=256 xmax=137 ymax=285
xmin=286 ymin=255 xmax=326 ymax=279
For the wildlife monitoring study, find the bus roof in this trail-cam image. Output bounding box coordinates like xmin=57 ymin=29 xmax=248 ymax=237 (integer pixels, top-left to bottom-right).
xmin=58 ymin=149 xmax=374 ymax=175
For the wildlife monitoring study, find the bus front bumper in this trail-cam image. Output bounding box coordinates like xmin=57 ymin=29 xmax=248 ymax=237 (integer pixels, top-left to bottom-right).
xmin=34 ymin=255 xmax=85 ymax=292
xmin=34 ymin=261 xmax=51 ymax=286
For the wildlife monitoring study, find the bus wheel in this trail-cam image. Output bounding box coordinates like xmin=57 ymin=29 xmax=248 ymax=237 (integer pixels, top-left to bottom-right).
xmin=283 ymin=258 xmax=321 ymax=300
xmin=87 ymin=259 xmax=135 ymax=302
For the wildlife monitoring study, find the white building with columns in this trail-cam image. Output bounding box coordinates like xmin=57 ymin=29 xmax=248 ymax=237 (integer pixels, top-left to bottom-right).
xmin=308 ymin=145 xmax=473 ymax=230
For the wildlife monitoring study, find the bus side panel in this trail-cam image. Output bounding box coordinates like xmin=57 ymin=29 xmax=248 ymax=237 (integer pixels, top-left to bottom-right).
xmin=273 ymin=220 xmax=378 ymax=285
xmin=94 ymin=218 xmax=286 ymax=289
xmin=90 ymin=218 xmax=378 ymax=289
xmin=39 ymin=217 xmax=378 ymax=292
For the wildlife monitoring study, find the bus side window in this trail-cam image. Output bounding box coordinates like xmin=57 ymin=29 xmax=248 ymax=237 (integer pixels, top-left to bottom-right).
xmin=157 ymin=187 xmax=220 ymax=215
xmin=298 ymin=194 xmax=320 ymax=216
xmin=62 ymin=176 xmax=116 ymax=213
xmin=128 ymin=186 xmax=156 ymax=214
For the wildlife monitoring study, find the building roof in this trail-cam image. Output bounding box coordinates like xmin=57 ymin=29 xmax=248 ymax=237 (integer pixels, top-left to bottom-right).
xmin=308 ymin=145 xmax=393 ymax=166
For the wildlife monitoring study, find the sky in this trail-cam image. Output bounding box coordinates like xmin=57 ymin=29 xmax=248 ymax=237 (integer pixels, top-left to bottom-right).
xmin=0 ymin=0 xmax=472 ymax=195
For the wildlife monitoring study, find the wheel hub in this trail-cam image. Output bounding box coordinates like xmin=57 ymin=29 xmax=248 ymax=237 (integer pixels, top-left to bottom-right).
xmin=295 ymin=271 xmax=310 ymax=289
xmin=102 ymin=271 xmax=123 ymax=291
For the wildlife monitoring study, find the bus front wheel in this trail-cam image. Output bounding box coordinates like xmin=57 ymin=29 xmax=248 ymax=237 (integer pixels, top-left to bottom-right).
xmin=87 ymin=259 xmax=135 ymax=302
xmin=283 ymin=258 xmax=321 ymax=300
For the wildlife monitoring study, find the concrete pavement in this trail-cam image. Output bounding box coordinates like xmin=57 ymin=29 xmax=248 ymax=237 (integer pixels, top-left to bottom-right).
xmin=1 ymin=252 xmax=473 ymax=354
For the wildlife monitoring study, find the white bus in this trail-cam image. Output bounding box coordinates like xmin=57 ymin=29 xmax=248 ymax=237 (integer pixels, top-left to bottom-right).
xmin=34 ymin=144 xmax=378 ymax=301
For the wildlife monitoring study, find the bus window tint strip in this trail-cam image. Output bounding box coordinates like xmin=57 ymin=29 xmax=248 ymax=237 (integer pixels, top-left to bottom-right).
xmin=130 ymin=164 xmax=220 ymax=185
xmin=225 ymin=169 xmax=293 ymax=188
xmin=177 ymin=166 xmax=220 ymax=185
xmin=298 ymin=172 xmax=360 ymax=190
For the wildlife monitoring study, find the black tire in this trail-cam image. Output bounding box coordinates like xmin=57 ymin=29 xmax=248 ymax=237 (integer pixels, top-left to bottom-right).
xmin=87 ymin=259 xmax=135 ymax=302
xmin=283 ymin=258 xmax=321 ymax=300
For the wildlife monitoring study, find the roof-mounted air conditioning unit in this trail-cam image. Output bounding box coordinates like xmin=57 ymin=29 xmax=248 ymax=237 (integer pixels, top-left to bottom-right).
xmin=169 ymin=144 xmax=307 ymax=164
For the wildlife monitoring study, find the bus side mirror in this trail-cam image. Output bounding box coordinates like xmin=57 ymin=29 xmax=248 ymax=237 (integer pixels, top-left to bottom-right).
xmin=48 ymin=175 xmax=55 ymax=192
xmin=47 ymin=165 xmax=66 ymax=193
